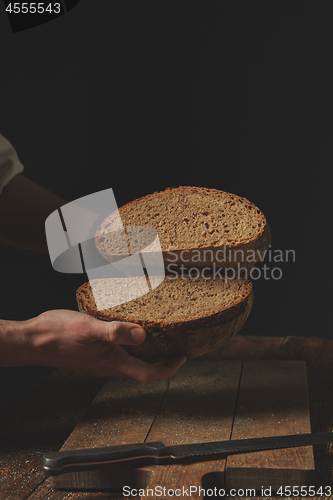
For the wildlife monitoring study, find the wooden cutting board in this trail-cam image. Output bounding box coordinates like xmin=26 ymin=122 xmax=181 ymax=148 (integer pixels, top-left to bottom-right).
xmin=49 ymin=360 xmax=314 ymax=497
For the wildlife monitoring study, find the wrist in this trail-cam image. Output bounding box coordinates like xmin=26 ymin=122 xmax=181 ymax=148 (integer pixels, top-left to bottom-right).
xmin=0 ymin=318 xmax=35 ymax=367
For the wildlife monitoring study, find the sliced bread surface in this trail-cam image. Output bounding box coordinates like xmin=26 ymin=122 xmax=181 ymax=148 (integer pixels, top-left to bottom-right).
xmin=76 ymin=275 xmax=253 ymax=362
xmin=95 ymin=186 xmax=271 ymax=270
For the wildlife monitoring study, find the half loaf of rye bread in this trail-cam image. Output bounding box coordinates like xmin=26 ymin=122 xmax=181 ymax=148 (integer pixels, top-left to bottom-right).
xmin=95 ymin=186 xmax=271 ymax=270
xmin=76 ymin=275 xmax=253 ymax=363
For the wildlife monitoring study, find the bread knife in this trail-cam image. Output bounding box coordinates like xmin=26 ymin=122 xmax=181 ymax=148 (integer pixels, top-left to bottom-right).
xmin=42 ymin=431 xmax=333 ymax=476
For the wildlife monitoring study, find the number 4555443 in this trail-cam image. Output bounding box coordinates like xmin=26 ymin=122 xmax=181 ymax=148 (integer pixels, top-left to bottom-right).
xmin=5 ymin=3 xmax=61 ymax=14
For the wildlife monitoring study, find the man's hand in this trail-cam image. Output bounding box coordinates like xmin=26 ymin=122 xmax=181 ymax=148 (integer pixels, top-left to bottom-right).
xmin=0 ymin=310 xmax=186 ymax=383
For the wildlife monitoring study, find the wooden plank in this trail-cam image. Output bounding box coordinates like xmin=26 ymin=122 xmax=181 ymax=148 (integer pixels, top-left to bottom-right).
xmin=50 ymin=376 xmax=168 ymax=492
xmin=142 ymin=359 xmax=242 ymax=499
xmin=226 ymin=360 xmax=315 ymax=492
xmin=46 ymin=359 xmax=314 ymax=497
xmin=50 ymin=360 xmax=242 ymax=498
xmin=276 ymin=336 xmax=333 ymax=489
xmin=200 ymin=335 xmax=285 ymax=361
xmin=207 ymin=335 xmax=333 ymax=489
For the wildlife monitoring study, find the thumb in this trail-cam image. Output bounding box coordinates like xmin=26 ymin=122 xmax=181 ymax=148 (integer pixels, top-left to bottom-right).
xmin=104 ymin=321 xmax=146 ymax=345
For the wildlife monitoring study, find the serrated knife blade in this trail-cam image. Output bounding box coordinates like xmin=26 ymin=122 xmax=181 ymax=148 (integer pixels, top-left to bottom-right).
xmin=42 ymin=431 xmax=333 ymax=476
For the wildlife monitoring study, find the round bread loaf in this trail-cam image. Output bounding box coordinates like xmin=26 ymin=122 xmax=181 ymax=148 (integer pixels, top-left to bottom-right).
xmin=95 ymin=186 xmax=271 ymax=271
xmin=76 ymin=274 xmax=253 ymax=363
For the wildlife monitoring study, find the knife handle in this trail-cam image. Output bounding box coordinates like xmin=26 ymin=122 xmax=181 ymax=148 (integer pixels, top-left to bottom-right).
xmin=42 ymin=441 xmax=166 ymax=476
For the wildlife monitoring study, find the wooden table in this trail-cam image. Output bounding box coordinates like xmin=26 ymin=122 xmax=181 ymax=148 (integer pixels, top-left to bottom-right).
xmin=1 ymin=335 xmax=333 ymax=500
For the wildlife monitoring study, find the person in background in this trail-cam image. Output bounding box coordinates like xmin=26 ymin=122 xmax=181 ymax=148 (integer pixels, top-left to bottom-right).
xmin=0 ymin=134 xmax=186 ymax=383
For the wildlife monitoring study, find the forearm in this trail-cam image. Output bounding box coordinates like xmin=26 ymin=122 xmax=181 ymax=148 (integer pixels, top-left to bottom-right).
xmin=0 ymin=319 xmax=33 ymax=367
xmin=0 ymin=310 xmax=186 ymax=382
xmin=0 ymin=174 xmax=67 ymax=253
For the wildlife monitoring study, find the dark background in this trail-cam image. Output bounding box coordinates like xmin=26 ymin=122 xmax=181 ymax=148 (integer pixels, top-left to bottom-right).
xmin=0 ymin=1 xmax=332 ymax=404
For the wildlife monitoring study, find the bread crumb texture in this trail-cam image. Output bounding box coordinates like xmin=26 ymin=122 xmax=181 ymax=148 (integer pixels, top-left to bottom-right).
xmin=95 ymin=186 xmax=269 ymax=253
xmin=76 ymin=275 xmax=253 ymax=361
xmin=77 ymin=274 xmax=252 ymax=327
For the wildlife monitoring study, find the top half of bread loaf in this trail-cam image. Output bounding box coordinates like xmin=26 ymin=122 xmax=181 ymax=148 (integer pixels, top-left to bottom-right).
xmin=95 ymin=186 xmax=271 ymax=267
